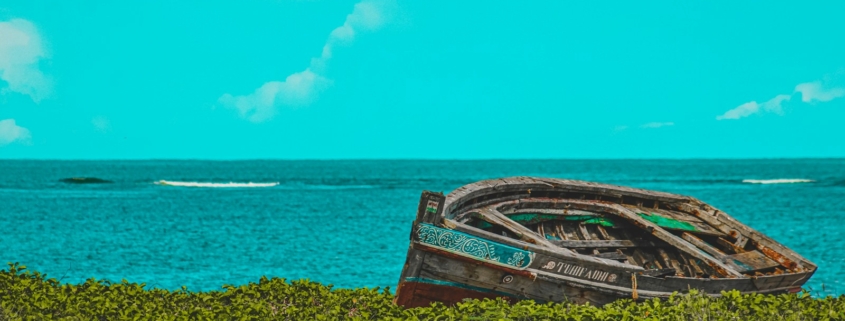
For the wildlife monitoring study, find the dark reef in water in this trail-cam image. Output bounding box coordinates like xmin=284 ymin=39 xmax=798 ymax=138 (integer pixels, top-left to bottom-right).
xmin=59 ymin=177 xmax=113 ymax=184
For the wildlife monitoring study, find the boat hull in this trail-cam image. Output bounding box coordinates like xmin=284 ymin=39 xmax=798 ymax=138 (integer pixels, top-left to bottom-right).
xmin=396 ymin=244 xmax=811 ymax=308
xmin=395 ymin=178 xmax=816 ymax=307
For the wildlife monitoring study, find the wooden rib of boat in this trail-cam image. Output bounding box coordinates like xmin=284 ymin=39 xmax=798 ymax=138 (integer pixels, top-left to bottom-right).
xmin=394 ymin=177 xmax=816 ymax=307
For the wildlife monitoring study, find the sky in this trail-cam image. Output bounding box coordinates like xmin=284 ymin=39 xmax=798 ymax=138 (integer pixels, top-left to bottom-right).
xmin=0 ymin=1 xmax=844 ymax=159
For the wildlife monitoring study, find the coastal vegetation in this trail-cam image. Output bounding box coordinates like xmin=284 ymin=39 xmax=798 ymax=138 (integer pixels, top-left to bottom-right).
xmin=1 ymin=263 xmax=842 ymax=320
xmin=58 ymin=177 xmax=113 ymax=184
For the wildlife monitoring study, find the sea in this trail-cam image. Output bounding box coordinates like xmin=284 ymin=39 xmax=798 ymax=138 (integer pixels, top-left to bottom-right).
xmin=0 ymin=159 xmax=842 ymax=297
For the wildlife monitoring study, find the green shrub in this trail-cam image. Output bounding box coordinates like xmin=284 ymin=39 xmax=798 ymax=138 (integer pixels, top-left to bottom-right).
xmin=1 ymin=263 xmax=842 ymax=320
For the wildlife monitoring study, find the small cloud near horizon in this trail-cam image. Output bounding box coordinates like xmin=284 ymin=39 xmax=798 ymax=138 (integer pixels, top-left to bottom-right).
xmin=0 ymin=18 xmax=52 ymax=103
xmin=613 ymin=122 xmax=674 ymax=132
xmin=717 ymin=75 xmax=844 ymax=120
xmin=219 ymin=0 xmax=395 ymax=123
xmin=0 ymin=119 xmax=32 ymax=146
xmin=640 ymin=122 xmax=674 ymax=128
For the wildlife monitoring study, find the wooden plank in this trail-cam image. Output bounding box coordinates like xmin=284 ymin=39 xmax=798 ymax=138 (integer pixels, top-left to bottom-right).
xmin=684 ymin=221 xmax=725 ymax=236
xmin=642 ymin=251 xmax=662 ymax=269
xmin=683 ymin=264 xmax=695 ymax=277
xmin=632 ymin=249 xmax=647 ymax=268
xmin=555 ymin=223 xmax=568 ymax=240
xmin=681 ymin=253 xmax=705 ymax=276
xmin=622 ymin=204 xmax=703 ymax=223
xmin=587 ymin=225 xmax=601 ymax=240
xmin=596 ymin=225 xmax=612 ymax=240
xmin=416 ymin=191 xmax=445 ymax=224
xmin=637 ymin=212 xmax=724 ymax=236
xmin=501 ymin=208 xmax=600 ymax=216
xmin=681 ymin=232 xmax=726 ymax=259
xmin=577 ymin=223 xmax=593 ymax=240
xmin=734 ymin=233 xmax=748 ymax=249
xmin=593 ymin=252 xmax=628 ymax=261
xmin=725 ymin=251 xmax=780 ymax=272
xmin=676 ymin=205 xmax=807 ymax=271
xmin=447 ymin=222 xmax=606 ymax=268
xmin=541 ymin=222 xmax=562 ymax=241
xmin=561 ymin=224 xmax=579 ymax=240
xmin=418 ymin=253 xmax=621 ymax=306
xmin=717 ymin=237 xmax=746 ymax=254
xmin=656 ymin=248 xmax=674 ymax=271
xmin=550 ymin=239 xmax=666 ymax=248
xmin=670 ymin=259 xmax=684 ymax=277
xmin=475 ymin=207 xmax=558 ymax=248
xmin=675 ymin=233 xmax=758 ymax=274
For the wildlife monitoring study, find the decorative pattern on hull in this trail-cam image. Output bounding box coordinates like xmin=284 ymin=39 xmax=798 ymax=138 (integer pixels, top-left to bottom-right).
xmin=416 ymin=223 xmax=534 ymax=269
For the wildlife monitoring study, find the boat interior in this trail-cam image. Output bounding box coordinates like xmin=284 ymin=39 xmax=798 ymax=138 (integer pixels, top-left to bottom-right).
xmin=450 ymin=187 xmax=808 ymax=280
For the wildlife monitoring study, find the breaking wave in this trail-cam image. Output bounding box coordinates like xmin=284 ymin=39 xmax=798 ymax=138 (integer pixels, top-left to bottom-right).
xmin=155 ymin=180 xmax=279 ymax=188
xmin=741 ymin=179 xmax=815 ymax=184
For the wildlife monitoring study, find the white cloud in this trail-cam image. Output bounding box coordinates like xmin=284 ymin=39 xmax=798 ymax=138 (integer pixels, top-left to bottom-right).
xmin=716 ymin=94 xmax=792 ymax=120
xmin=640 ymin=122 xmax=674 ymax=128
xmin=717 ymin=101 xmax=759 ymax=120
xmin=220 ymin=0 xmax=394 ymax=123
xmin=717 ymin=76 xmax=845 ymax=120
xmin=0 ymin=19 xmax=51 ymax=103
xmin=760 ymin=94 xmax=792 ymax=115
xmin=794 ymin=81 xmax=845 ymax=103
xmin=0 ymin=119 xmax=31 ymax=146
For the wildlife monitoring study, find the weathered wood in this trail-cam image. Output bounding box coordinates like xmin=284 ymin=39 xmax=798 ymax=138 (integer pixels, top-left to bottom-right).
xmin=641 ymin=268 xmax=676 ymax=277
xmin=475 ymin=207 xmax=559 ymax=248
xmin=725 ymin=251 xmax=780 ymax=272
xmin=417 ymin=249 xmax=670 ymax=304
xmin=550 ymin=239 xmax=666 ymax=248
xmin=395 ymin=249 xmax=427 ymax=307
xmin=501 ymin=199 xmax=733 ymax=275
xmin=632 ymin=249 xmax=647 ymax=268
xmin=561 ymin=224 xmax=579 ymax=240
xmin=681 ymin=232 xmax=726 ymax=259
xmin=656 ymin=248 xmax=676 ymax=272
xmin=734 ymin=233 xmax=748 ymax=249
xmin=717 ymin=237 xmax=746 ymax=254
xmin=596 ymin=225 xmax=612 ymax=240
xmin=593 ymin=252 xmax=628 ymax=261
xmin=555 ymin=223 xmax=568 ymax=240
xmin=447 ymin=221 xmax=642 ymax=271
xmin=399 ymin=176 xmax=816 ymax=307
xmin=499 ymin=208 xmax=601 ymax=217
xmin=680 ymin=253 xmax=705 ymax=276
xmin=416 ymin=191 xmax=445 ymax=224
xmin=678 ymin=204 xmax=807 ymax=271
xmin=577 ymin=223 xmax=592 ymax=240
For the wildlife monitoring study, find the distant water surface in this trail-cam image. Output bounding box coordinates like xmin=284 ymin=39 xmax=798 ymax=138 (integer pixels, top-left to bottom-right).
xmin=0 ymin=159 xmax=842 ymax=296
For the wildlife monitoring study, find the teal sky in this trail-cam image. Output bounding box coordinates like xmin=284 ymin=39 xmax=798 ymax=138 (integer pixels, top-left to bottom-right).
xmin=1 ymin=1 xmax=843 ymax=159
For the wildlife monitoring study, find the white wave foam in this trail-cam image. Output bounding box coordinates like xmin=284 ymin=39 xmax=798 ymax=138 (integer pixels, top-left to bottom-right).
xmin=155 ymin=180 xmax=279 ymax=188
xmin=742 ymin=179 xmax=814 ymax=184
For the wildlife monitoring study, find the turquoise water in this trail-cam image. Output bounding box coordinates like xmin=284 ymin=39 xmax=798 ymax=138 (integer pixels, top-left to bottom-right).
xmin=0 ymin=160 xmax=842 ymax=296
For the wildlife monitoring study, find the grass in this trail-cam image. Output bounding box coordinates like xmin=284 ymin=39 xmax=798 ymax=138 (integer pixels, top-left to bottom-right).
xmin=1 ymin=263 xmax=843 ymax=320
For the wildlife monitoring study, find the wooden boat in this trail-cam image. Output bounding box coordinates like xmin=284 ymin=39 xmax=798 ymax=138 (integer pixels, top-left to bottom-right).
xmin=395 ymin=177 xmax=816 ymax=307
